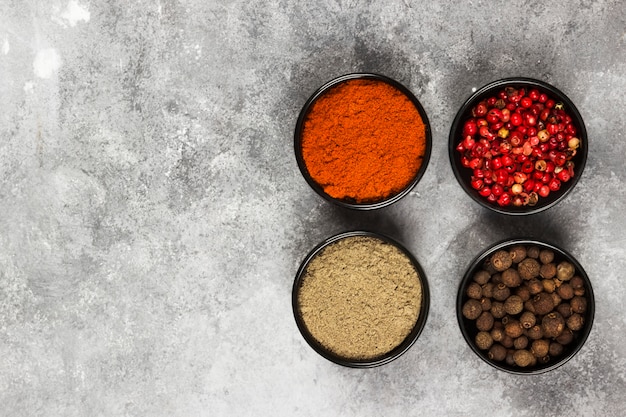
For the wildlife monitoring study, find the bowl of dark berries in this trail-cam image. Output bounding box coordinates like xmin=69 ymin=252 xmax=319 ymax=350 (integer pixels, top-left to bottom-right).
xmin=449 ymin=78 xmax=587 ymax=215
xmin=456 ymin=239 xmax=594 ymax=374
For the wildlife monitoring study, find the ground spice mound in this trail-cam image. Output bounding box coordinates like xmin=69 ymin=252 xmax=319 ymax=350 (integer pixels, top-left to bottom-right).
xmin=301 ymin=79 xmax=426 ymax=203
xmin=297 ymin=236 xmax=422 ymax=360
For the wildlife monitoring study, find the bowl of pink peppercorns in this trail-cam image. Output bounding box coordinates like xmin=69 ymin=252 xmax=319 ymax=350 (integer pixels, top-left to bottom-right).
xmin=449 ymin=78 xmax=587 ymax=215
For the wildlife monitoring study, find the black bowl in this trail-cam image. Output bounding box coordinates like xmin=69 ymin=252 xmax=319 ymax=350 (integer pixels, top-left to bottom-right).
xmin=456 ymin=238 xmax=595 ymax=374
xmin=292 ymin=231 xmax=430 ymax=367
xmin=295 ymin=73 xmax=432 ymax=210
xmin=449 ymin=78 xmax=588 ymax=215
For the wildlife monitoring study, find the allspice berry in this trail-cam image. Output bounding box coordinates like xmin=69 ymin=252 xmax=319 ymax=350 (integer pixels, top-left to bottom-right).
xmin=573 ymin=287 xmax=586 ymax=297
xmin=462 ymin=299 xmax=483 ymax=320
xmin=526 ymin=324 xmax=544 ymax=340
xmin=530 ymin=339 xmax=550 ymax=358
xmin=556 ymin=303 xmax=572 ymax=319
xmin=491 ymin=250 xmax=513 ymax=272
xmin=514 ymin=335 xmax=529 ymax=350
xmin=505 ymin=320 xmax=524 ymax=338
xmin=473 ymin=270 xmax=491 ymax=285
xmin=570 ymin=276 xmax=584 ymax=290
xmin=540 ymin=263 xmax=557 ymax=279
xmin=542 ymin=279 xmax=556 ymax=293
xmin=475 ymin=331 xmax=494 ymax=350
xmin=533 ymin=293 xmax=555 ymax=315
xmin=509 ymin=245 xmax=527 ymax=263
xmin=513 ymin=349 xmax=535 ymax=367
xmin=557 ymin=283 xmax=574 ymax=300
xmin=520 ymin=311 xmax=536 ymax=329
xmin=539 ymin=249 xmax=555 ymax=264
xmin=542 ymin=312 xmax=566 ymax=339
xmin=549 ymin=342 xmax=564 ymax=357
xmin=491 ymin=302 xmax=506 ymax=319
xmin=488 ymin=344 xmax=507 ymax=361
xmin=502 ymin=268 xmax=522 ymax=288
xmin=556 ymin=328 xmax=574 ymax=345
xmin=504 ymin=295 xmax=524 ymax=315
xmin=505 ymin=350 xmax=515 ymax=366
xmin=527 ymin=246 xmax=540 ymax=259
xmin=570 ymin=296 xmax=587 ymax=314
xmin=518 ymin=258 xmax=541 ymax=280
xmin=556 ymin=261 xmax=575 ymax=281
xmin=567 ymin=313 xmax=585 ymax=331
xmin=491 ymin=326 xmax=505 ymax=342
xmin=493 ymin=283 xmax=511 ymax=301
xmin=550 ymin=292 xmax=562 ymax=308
xmin=476 ymin=311 xmax=495 ymax=331
xmin=501 ymin=335 xmax=514 ymax=349
xmin=480 ymin=297 xmax=492 ymax=311
xmin=527 ymin=279 xmax=543 ymax=295
xmin=482 ymin=282 xmax=494 ymax=298
xmin=516 ymin=286 xmax=531 ymax=302
xmin=491 ymin=273 xmax=503 ymax=285
xmin=466 ymin=282 xmax=483 ymax=299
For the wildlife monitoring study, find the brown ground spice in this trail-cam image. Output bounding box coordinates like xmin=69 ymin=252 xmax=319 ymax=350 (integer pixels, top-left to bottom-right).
xmin=297 ymin=236 xmax=422 ymax=360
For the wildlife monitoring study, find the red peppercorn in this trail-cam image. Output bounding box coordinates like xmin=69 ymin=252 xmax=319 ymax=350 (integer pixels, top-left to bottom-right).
xmin=521 ymin=97 xmax=533 ymax=108
xmin=497 ymin=193 xmax=511 ymax=207
xmin=510 ymin=113 xmax=523 ymax=126
xmin=539 ymin=185 xmax=550 ymax=197
xmin=471 ymin=178 xmax=484 ymax=190
xmin=528 ymin=89 xmax=540 ymax=101
xmin=548 ymin=178 xmax=561 ymax=192
xmin=557 ymin=169 xmax=571 ymax=182
xmin=538 ymin=93 xmax=548 ymax=103
xmin=479 ymin=186 xmax=492 ymax=197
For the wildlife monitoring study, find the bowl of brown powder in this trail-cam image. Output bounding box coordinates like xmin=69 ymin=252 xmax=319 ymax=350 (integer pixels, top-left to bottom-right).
xmin=292 ymin=231 xmax=429 ymax=367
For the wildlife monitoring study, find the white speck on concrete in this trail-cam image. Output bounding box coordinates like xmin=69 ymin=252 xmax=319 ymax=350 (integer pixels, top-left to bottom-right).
xmin=2 ymin=38 xmax=9 ymax=55
xmin=54 ymin=0 xmax=90 ymax=27
xmin=472 ymin=87 xmax=477 ymax=92
xmin=33 ymin=48 xmax=61 ymax=79
xmin=23 ymin=82 xmax=34 ymax=92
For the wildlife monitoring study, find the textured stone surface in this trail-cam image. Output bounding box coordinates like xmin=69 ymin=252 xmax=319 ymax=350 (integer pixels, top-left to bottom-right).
xmin=1 ymin=1 xmax=625 ymax=416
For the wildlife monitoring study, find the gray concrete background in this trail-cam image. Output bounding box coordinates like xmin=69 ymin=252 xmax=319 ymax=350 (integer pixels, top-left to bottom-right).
xmin=1 ymin=0 xmax=625 ymax=416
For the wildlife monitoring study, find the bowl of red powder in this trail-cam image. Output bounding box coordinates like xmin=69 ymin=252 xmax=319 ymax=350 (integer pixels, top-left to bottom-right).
xmin=295 ymin=73 xmax=432 ymax=210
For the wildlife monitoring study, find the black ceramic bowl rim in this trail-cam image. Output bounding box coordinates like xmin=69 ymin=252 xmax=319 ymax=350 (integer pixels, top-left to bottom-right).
xmin=456 ymin=238 xmax=595 ymax=375
xmin=448 ymin=77 xmax=588 ymax=215
xmin=294 ymin=73 xmax=432 ymax=210
xmin=292 ymin=230 xmax=430 ymax=368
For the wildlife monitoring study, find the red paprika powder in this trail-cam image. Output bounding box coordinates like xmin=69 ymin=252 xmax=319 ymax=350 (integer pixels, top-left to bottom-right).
xmin=300 ymin=78 xmax=427 ymax=203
